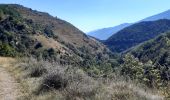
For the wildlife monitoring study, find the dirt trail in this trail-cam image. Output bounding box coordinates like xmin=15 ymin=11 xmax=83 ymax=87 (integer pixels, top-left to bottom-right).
xmin=0 ymin=57 xmax=21 ymax=100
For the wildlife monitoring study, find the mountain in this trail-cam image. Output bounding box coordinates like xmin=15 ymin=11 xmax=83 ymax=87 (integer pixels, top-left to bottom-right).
xmin=87 ymin=23 xmax=131 ymax=40
xmin=0 ymin=4 xmax=116 ymax=69
xmin=104 ymin=19 xmax=170 ymax=53
xmin=88 ymin=9 xmax=170 ymax=40
xmin=141 ymin=9 xmax=170 ymax=21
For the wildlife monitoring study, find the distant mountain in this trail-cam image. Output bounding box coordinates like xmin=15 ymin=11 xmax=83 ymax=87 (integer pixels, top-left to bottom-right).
xmin=87 ymin=23 xmax=131 ymax=40
xmin=104 ymin=19 xmax=170 ymax=53
xmin=89 ymin=9 xmax=170 ymax=40
xmin=141 ymin=9 xmax=170 ymax=21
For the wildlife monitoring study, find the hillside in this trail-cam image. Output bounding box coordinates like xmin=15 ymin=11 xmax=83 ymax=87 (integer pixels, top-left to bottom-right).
xmin=126 ymin=32 xmax=170 ymax=91
xmin=0 ymin=4 xmax=116 ymax=70
xmin=116 ymin=32 xmax=170 ymax=98
xmin=104 ymin=19 xmax=170 ymax=53
xmin=131 ymin=32 xmax=170 ymax=66
xmin=87 ymin=23 xmax=131 ymax=40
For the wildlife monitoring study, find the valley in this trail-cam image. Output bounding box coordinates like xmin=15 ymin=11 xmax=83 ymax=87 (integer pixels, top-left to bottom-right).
xmin=0 ymin=3 xmax=169 ymax=100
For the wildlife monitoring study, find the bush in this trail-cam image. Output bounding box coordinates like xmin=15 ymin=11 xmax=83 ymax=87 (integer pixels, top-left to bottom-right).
xmin=121 ymin=54 xmax=143 ymax=80
xmin=34 ymin=42 xmax=43 ymax=49
xmin=44 ymin=26 xmax=54 ymax=37
xmin=0 ymin=43 xmax=16 ymax=57
xmin=40 ymin=73 xmax=68 ymax=91
xmin=29 ymin=65 xmax=47 ymax=77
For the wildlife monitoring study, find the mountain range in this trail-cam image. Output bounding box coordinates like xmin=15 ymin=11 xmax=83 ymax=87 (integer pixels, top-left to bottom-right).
xmin=88 ymin=9 xmax=170 ymax=40
xmin=87 ymin=23 xmax=131 ymax=40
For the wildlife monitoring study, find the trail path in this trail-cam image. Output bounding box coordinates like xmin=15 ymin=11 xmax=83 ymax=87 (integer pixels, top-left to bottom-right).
xmin=0 ymin=58 xmax=21 ymax=100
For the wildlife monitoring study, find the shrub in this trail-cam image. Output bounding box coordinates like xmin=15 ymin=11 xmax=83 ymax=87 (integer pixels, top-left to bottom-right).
xmin=121 ymin=54 xmax=143 ymax=80
xmin=16 ymin=24 xmax=25 ymax=30
xmin=34 ymin=42 xmax=43 ymax=49
xmin=40 ymin=73 xmax=68 ymax=91
xmin=0 ymin=43 xmax=16 ymax=57
xmin=44 ymin=26 xmax=54 ymax=37
xmin=29 ymin=65 xmax=47 ymax=77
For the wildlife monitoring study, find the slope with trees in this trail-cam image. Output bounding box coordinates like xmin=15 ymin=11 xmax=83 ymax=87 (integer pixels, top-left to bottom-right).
xmin=119 ymin=32 xmax=170 ymax=97
xmin=105 ymin=19 xmax=170 ymax=53
xmin=0 ymin=4 xmax=121 ymax=80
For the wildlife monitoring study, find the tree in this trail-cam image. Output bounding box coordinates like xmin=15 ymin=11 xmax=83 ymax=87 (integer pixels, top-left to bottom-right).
xmin=121 ymin=54 xmax=144 ymax=80
xmin=143 ymin=61 xmax=161 ymax=87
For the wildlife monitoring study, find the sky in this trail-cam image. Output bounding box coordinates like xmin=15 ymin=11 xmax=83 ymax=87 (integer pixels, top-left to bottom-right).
xmin=0 ymin=0 xmax=170 ymax=32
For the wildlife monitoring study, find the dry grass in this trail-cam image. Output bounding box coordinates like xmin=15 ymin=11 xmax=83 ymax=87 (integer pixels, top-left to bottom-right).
xmin=0 ymin=57 xmax=24 ymax=99
xmin=0 ymin=57 xmax=15 ymax=65
xmin=4 ymin=57 xmax=165 ymax=100
xmin=33 ymin=35 xmax=66 ymax=53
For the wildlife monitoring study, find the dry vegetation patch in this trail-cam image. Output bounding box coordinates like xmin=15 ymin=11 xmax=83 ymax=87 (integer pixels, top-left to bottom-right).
xmin=6 ymin=57 xmax=164 ymax=100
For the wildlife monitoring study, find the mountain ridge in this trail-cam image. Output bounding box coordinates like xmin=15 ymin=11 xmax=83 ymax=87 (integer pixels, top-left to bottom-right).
xmin=141 ymin=9 xmax=170 ymax=21
xmin=104 ymin=19 xmax=170 ymax=53
xmin=89 ymin=9 xmax=170 ymax=40
xmin=87 ymin=23 xmax=131 ymax=40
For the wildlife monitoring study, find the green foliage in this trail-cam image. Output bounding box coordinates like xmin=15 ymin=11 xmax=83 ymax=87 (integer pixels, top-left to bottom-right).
xmin=119 ymin=31 xmax=170 ymax=98
xmin=130 ymin=32 xmax=170 ymax=86
xmin=0 ymin=43 xmax=16 ymax=57
xmin=42 ymin=48 xmax=57 ymax=60
xmin=84 ymin=62 xmax=113 ymax=78
xmin=142 ymin=61 xmax=161 ymax=87
xmin=0 ymin=6 xmax=42 ymax=57
xmin=121 ymin=54 xmax=167 ymax=88
xmin=121 ymin=54 xmax=143 ymax=80
xmin=0 ymin=5 xmax=20 ymax=17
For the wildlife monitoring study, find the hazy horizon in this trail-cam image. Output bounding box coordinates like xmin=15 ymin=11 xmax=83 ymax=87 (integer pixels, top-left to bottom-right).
xmin=1 ymin=0 xmax=170 ymax=32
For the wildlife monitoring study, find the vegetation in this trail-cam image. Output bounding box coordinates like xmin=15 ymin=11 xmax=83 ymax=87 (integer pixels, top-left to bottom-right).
xmin=0 ymin=5 xmax=20 ymax=18
xmin=0 ymin=43 xmax=16 ymax=56
xmin=8 ymin=57 xmax=163 ymax=100
xmin=121 ymin=54 xmax=161 ymax=87
xmin=120 ymin=54 xmax=170 ymax=97
xmin=119 ymin=32 xmax=170 ymax=97
xmin=104 ymin=19 xmax=170 ymax=53
xmin=0 ymin=4 xmax=170 ymax=100
xmin=0 ymin=4 xmax=117 ymax=73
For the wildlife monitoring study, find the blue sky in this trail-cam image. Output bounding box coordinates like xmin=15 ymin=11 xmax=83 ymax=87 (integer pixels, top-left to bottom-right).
xmin=1 ymin=0 xmax=170 ymax=32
